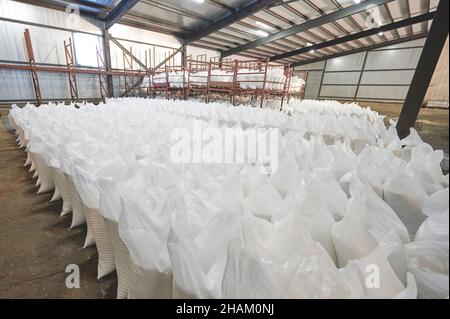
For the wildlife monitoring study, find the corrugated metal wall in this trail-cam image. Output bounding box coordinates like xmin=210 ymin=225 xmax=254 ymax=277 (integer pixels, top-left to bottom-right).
xmin=0 ymin=0 xmax=219 ymax=103
xmin=295 ymin=38 xmax=430 ymax=103
xmin=425 ymin=36 xmax=449 ymax=108
xmin=0 ymin=0 xmax=103 ymax=102
xmin=1 ymin=0 xmax=446 ymax=106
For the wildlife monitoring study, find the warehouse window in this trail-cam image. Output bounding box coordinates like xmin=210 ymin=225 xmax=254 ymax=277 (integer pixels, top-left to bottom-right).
xmin=72 ymin=32 xmax=103 ymax=68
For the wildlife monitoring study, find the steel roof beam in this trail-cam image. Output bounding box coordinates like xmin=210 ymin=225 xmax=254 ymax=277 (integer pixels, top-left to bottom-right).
xmin=271 ymin=12 xmax=434 ymax=62
xmin=105 ymin=0 xmax=140 ymax=29
xmin=180 ymin=0 xmax=282 ymax=45
xmin=291 ymin=33 xmax=428 ymax=67
xmin=221 ymin=0 xmax=394 ymax=58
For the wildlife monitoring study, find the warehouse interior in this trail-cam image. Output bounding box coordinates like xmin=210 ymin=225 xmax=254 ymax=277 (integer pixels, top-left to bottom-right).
xmin=0 ymin=0 xmax=448 ymax=300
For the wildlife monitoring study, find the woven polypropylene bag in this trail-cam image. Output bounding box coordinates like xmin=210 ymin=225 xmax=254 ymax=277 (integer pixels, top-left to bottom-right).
xmin=50 ymin=168 xmax=72 ymax=216
xmin=172 ymin=283 xmax=194 ymax=299
xmin=85 ymin=208 xmax=115 ymax=279
xmin=24 ymin=152 xmax=32 ymax=166
xmin=384 ymin=172 xmax=428 ymax=238
xmin=384 ymin=191 xmax=427 ymax=239
xmin=50 ymin=184 xmax=61 ymax=202
xmin=405 ymin=241 xmax=449 ymax=299
xmin=64 ymin=174 xmax=86 ymax=229
xmin=30 ymin=152 xmax=55 ymax=194
xmin=127 ymin=259 xmax=172 ymax=299
xmin=104 ymin=218 xmax=129 ymax=299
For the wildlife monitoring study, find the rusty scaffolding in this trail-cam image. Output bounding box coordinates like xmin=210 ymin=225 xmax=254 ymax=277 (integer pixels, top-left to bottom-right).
xmin=64 ymin=37 xmax=79 ymax=101
xmin=0 ymin=28 xmax=307 ymax=107
xmin=23 ymin=29 xmax=42 ymax=106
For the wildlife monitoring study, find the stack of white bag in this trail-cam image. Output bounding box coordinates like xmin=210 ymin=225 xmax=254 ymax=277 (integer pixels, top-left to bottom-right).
xmin=405 ymin=188 xmax=449 ymax=299
xmin=149 ymin=68 xmax=305 ymax=92
xmin=8 ymin=97 xmax=449 ymax=299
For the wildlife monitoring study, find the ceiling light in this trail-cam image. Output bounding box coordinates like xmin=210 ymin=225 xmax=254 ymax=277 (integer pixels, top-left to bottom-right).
xmin=307 ymin=42 xmax=313 ymax=46
xmin=378 ymin=31 xmax=384 ymax=36
xmin=310 ymin=49 xmax=315 ymax=53
xmin=256 ymin=30 xmax=269 ymax=37
xmin=354 ymin=0 xmax=361 ymax=3
xmin=256 ymin=21 xmax=272 ymax=30
xmin=192 ymin=0 xmax=205 ymax=3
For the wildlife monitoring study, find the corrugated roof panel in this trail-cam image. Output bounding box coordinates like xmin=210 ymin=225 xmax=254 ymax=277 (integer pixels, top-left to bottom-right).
xmin=321 ymin=21 xmax=348 ymax=37
xmin=351 ymin=12 xmax=372 ymax=30
xmin=228 ymin=22 xmax=262 ymax=38
xmin=142 ymin=0 xmax=224 ymax=21
xmin=429 ymin=0 xmax=440 ymax=10
xmin=308 ymin=27 xmax=333 ymax=40
xmin=203 ymin=35 xmax=239 ymax=46
xmin=295 ymin=32 xmax=320 ymax=44
xmin=285 ymin=35 xmax=307 ymax=46
xmin=334 ymin=17 xmax=357 ymax=34
xmin=411 ymin=22 xmax=423 ymax=33
xmin=265 ymin=41 xmax=294 ymax=51
xmin=408 ymin=0 xmax=429 ymax=16
xmin=358 ymin=37 xmax=371 ymax=46
xmin=219 ymin=28 xmax=254 ymax=41
xmin=251 ymin=10 xmax=291 ymax=29
xmin=129 ymin=2 xmax=202 ymax=30
xmin=307 ymin=0 xmax=337 ymax=15
xmin=387 ymin=0 xmax=409 ymax=20
xmin=288 ymin=1 xmax=322 ymax=20
xmin=20 ymin=0 xmax=436 ymax=65
xmin=397 ymin=26 xmax=409 ymax=36
xmin=269 ymin=5 xmax=306 ymax=24
xmin=377 ymin=4 xmax=394 ymax=25
xmin=384 ymin=30 xmax=397 ymax=39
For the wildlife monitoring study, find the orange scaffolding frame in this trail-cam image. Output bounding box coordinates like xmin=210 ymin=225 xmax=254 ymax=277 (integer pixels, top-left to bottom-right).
xmin=0 ymin=29 xmax=309 ymax=107
xmin=207 ymin=59 xmax=237 ymax=104
xmin=64 ymin=37 xmax=78 ymax=101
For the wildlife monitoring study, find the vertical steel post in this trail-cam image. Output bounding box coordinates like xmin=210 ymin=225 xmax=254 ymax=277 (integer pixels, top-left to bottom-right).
xmin=318 ymin=59 xmax=328 ymax=100
xmin=102 ymin=28 xmax=114 ymax=97
xmin=396 ymin=0 xmax=449 ymax=139
xmin=354 ymin=50 xmax=369 ymax=101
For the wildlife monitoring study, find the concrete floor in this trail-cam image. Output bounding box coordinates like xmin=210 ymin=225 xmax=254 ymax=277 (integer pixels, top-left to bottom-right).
xmin=0 ymin=102 xmax=448 ymax=299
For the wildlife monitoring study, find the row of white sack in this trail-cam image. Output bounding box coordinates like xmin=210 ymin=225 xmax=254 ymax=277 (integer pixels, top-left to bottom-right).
xmin=287 ymin=99 xmax=380 ymax=122
xmin=10 ymin=98 xmax=393 ymax=154
xmin=151 ymin=69 xmax=305 ymax=92
xmin=10 ymin=100 xmax=448 ymax=231
xmin=19 ymin=144 xmax=449 ymax=299
xmin=9 ymin=105 xmax=446 ymax=300
xmin=11 ymin=101 xmax=448 ymax=212
xmin=111 ymin=98 xmax=387 ymax=149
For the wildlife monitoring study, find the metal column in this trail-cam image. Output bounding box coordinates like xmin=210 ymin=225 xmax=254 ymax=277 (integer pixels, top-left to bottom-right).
xmin=317 ymin=59 xmax=328 ymax=100
xmin=396 ymin=0 xmax=449 ymax=139
xmin=96 ymin=46 xmax=108 ymax=101
xmin=103 ymin=29 xmax=114 ymax=97
xmin=353 ymin=50 xmax=369 ymax=101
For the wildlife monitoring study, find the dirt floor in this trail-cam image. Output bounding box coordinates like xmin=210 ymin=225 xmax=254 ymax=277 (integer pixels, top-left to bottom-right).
xmin=0 ymin=118 xmax=116 ymax=298
xmin=0 ymin=103 xmax=448 ymax=299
